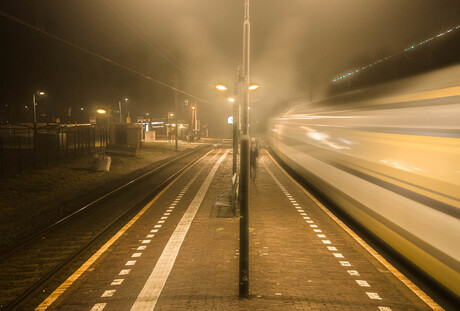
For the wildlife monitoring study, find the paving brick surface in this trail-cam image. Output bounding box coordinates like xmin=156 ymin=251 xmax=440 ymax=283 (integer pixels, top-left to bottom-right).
xmin=46 ymin=149 xmax=433 ymax=311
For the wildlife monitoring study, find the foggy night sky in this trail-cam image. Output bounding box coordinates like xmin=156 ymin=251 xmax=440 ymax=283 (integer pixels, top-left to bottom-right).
xmin=1 ymin=1 xmax=459 ymax=136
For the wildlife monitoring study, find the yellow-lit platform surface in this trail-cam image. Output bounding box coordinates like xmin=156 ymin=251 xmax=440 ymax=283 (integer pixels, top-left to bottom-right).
xmin=37 ymin=148 xmax=438 ymax=311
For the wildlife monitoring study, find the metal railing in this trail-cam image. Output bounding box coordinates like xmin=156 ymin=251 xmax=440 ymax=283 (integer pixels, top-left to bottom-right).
xmin=0 ymin=124 xmax=108 ymax=178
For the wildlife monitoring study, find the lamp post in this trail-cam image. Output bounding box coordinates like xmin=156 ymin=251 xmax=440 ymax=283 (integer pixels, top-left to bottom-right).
xmin=97 ymin=108 xmax=112 ymax=144
xmin=168 ymin=112 xmax=174 ymax=143
xmin=191 ymin=105 xmax=197 ymax=142
xmin=239 ymin=0 xmax=251 ymax=299
xmin=118 ymin=97 xmax=128 ymax=123
xmin=32 ymin=91 xmax=45 ymax=169
xmin=215 ymin=84 xmax=239 ymax=176
xmin=33 ymin=91 xmax=45 ymax=125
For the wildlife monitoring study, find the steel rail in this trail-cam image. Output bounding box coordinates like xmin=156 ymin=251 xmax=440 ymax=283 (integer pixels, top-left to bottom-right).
xmin=0 ymin=146 xmax=208 ymax=262
xmin=4 ymin=146 xmax=213 ymax=310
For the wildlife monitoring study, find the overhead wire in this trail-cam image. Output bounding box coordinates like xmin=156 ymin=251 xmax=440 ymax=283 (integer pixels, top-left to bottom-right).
xmin=103 ymin=0 xmax=202 ymax=80
xmin=0 ymin=9 xmax=211 ymax=104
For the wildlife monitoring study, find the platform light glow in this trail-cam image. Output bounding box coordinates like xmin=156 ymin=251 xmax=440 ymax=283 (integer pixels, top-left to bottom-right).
xmin=215 ymin=85 xmax=228 ymax=91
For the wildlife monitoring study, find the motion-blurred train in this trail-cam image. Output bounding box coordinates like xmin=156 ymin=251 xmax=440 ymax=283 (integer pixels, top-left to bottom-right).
xmin=268 ymin=64 xmax=460 ymax=298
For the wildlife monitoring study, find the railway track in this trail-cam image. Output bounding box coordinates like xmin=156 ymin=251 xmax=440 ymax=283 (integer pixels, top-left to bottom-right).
xmin=0 ymin=145 xmax=213 ymax=310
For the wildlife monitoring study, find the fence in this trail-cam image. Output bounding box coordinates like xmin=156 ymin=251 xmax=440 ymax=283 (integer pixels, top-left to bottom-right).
xmin=0 ymin=124 xmax=108 ymax=178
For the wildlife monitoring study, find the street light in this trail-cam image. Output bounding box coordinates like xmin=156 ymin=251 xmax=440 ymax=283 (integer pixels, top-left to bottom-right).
xmin=215 ymin=84 xmax=228 ymax=91
xmin=227 ymin=97 xmax=235 ymax=103
xmin=33 ymin=91 xmax=45 ymax=124
xmin=190 ymin=105 xmax=198 ymax=142
xmin=97 ymin=109 xmax=107 ymax=114
xmin=167 ymin=112 xmax=175 ymax=143
xmin=248 ymin=84 xmax=260 ymax=90
xmin=118 ymin=97 xmax=129 ymax=123
xmin=32 ymin=90 xmax=45 ymax=169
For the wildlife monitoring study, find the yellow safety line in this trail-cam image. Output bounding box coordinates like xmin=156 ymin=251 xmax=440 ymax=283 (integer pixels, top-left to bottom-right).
xmin=35 ymin=149 xmax=215 ymax=311
xmin=266 ymin=151 xmax=444 ymax=311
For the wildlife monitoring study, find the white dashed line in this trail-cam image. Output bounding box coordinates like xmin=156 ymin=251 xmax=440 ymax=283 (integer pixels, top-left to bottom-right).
xmin=125 ymin=260 xmax=136 ymax=266
xmin=101 ymin=290 xmax=116 ymax=297
xmin=119 ymin=269 xmax=131 ymax=275
xmin=90 ymin=303 xmax=107 ymax=311
xmin=132 ymin=253 xmax=142 ymax=258
xmin=146 ymin=234 xmax=155 ymax=238
xmin=348 ymin=270 xmax=360 ymax=276
xmin=366 ymin=292 xmax=382 ymax=300
xmin=111 ymin=279 xmax=124 ymax=286
xmin=356 ymin=280 xmax=370 ymax=287
xmin=142 ymin=240 xmax=151 ymax=244
xmin=154 ymin=225 xmax=162 ymax=228
xmin=151 ymin=229 xmax=159 ymax=233
xmin=137 ymin=246 xmax=147 ymax=250
xmin=130 ymin=150 xmax=229 ymax=311
xmin=262 ymin=157 xmax=392 ymax=308
xmin=157 ymin=220 xmax=165 ymax=224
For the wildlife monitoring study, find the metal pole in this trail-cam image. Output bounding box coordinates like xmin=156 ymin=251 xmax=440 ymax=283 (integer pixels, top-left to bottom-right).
xmin=167 ymin=115 xmax=170 ymax=143
xmin=33 ymin=93 xmax=37 ymax=124
xmin=239 ymin=135 xmax=250 ymax=298
xmin=118 ymin=100 xmax=122 ymax=123
xmin=18 ymin=136 xmax=22 ymax=172
xmin=66 ymin=128 xmax=69 ymax=160
xmin=0 ymin=136 xmax=3 ymax=177
xmin=56 ymin=129 xmax=60 ymax=164
xmin=175 ymin=76 xmax=179 ymax=151
xmin=194 ymin=102 xmax=198 ymax=136
xmin=233 ymin=69 xmax=239 ymax=176
xmin=33 ymin=93 xmax=37 ymax=169
xmin=239 ymin=0 xmax=250 ymax=299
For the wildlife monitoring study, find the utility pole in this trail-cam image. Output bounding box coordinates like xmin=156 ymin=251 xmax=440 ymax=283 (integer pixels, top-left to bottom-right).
xmin=175 ymin=75 xmax=179 ymax=151
xmin=118 ymin=100 xmax=122 ymax=123
xmin=33 ymin=93 xmax=38 ymax=169
xmin=239 ymin=0 xmax=250 ymax=299
xmin=232 ymin=68 xmax=240 ymax=176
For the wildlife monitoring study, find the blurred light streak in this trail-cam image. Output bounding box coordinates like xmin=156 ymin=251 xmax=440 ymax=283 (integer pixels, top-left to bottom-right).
xmin=380 ymin=160 xmax=423 ymax=172
xmin=332 ymin=23 xmax=460 ymax=83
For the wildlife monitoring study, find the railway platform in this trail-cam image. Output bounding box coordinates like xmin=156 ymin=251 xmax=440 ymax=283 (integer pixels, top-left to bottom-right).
xmin=35 ymin=147 xmax=440 ymax=311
